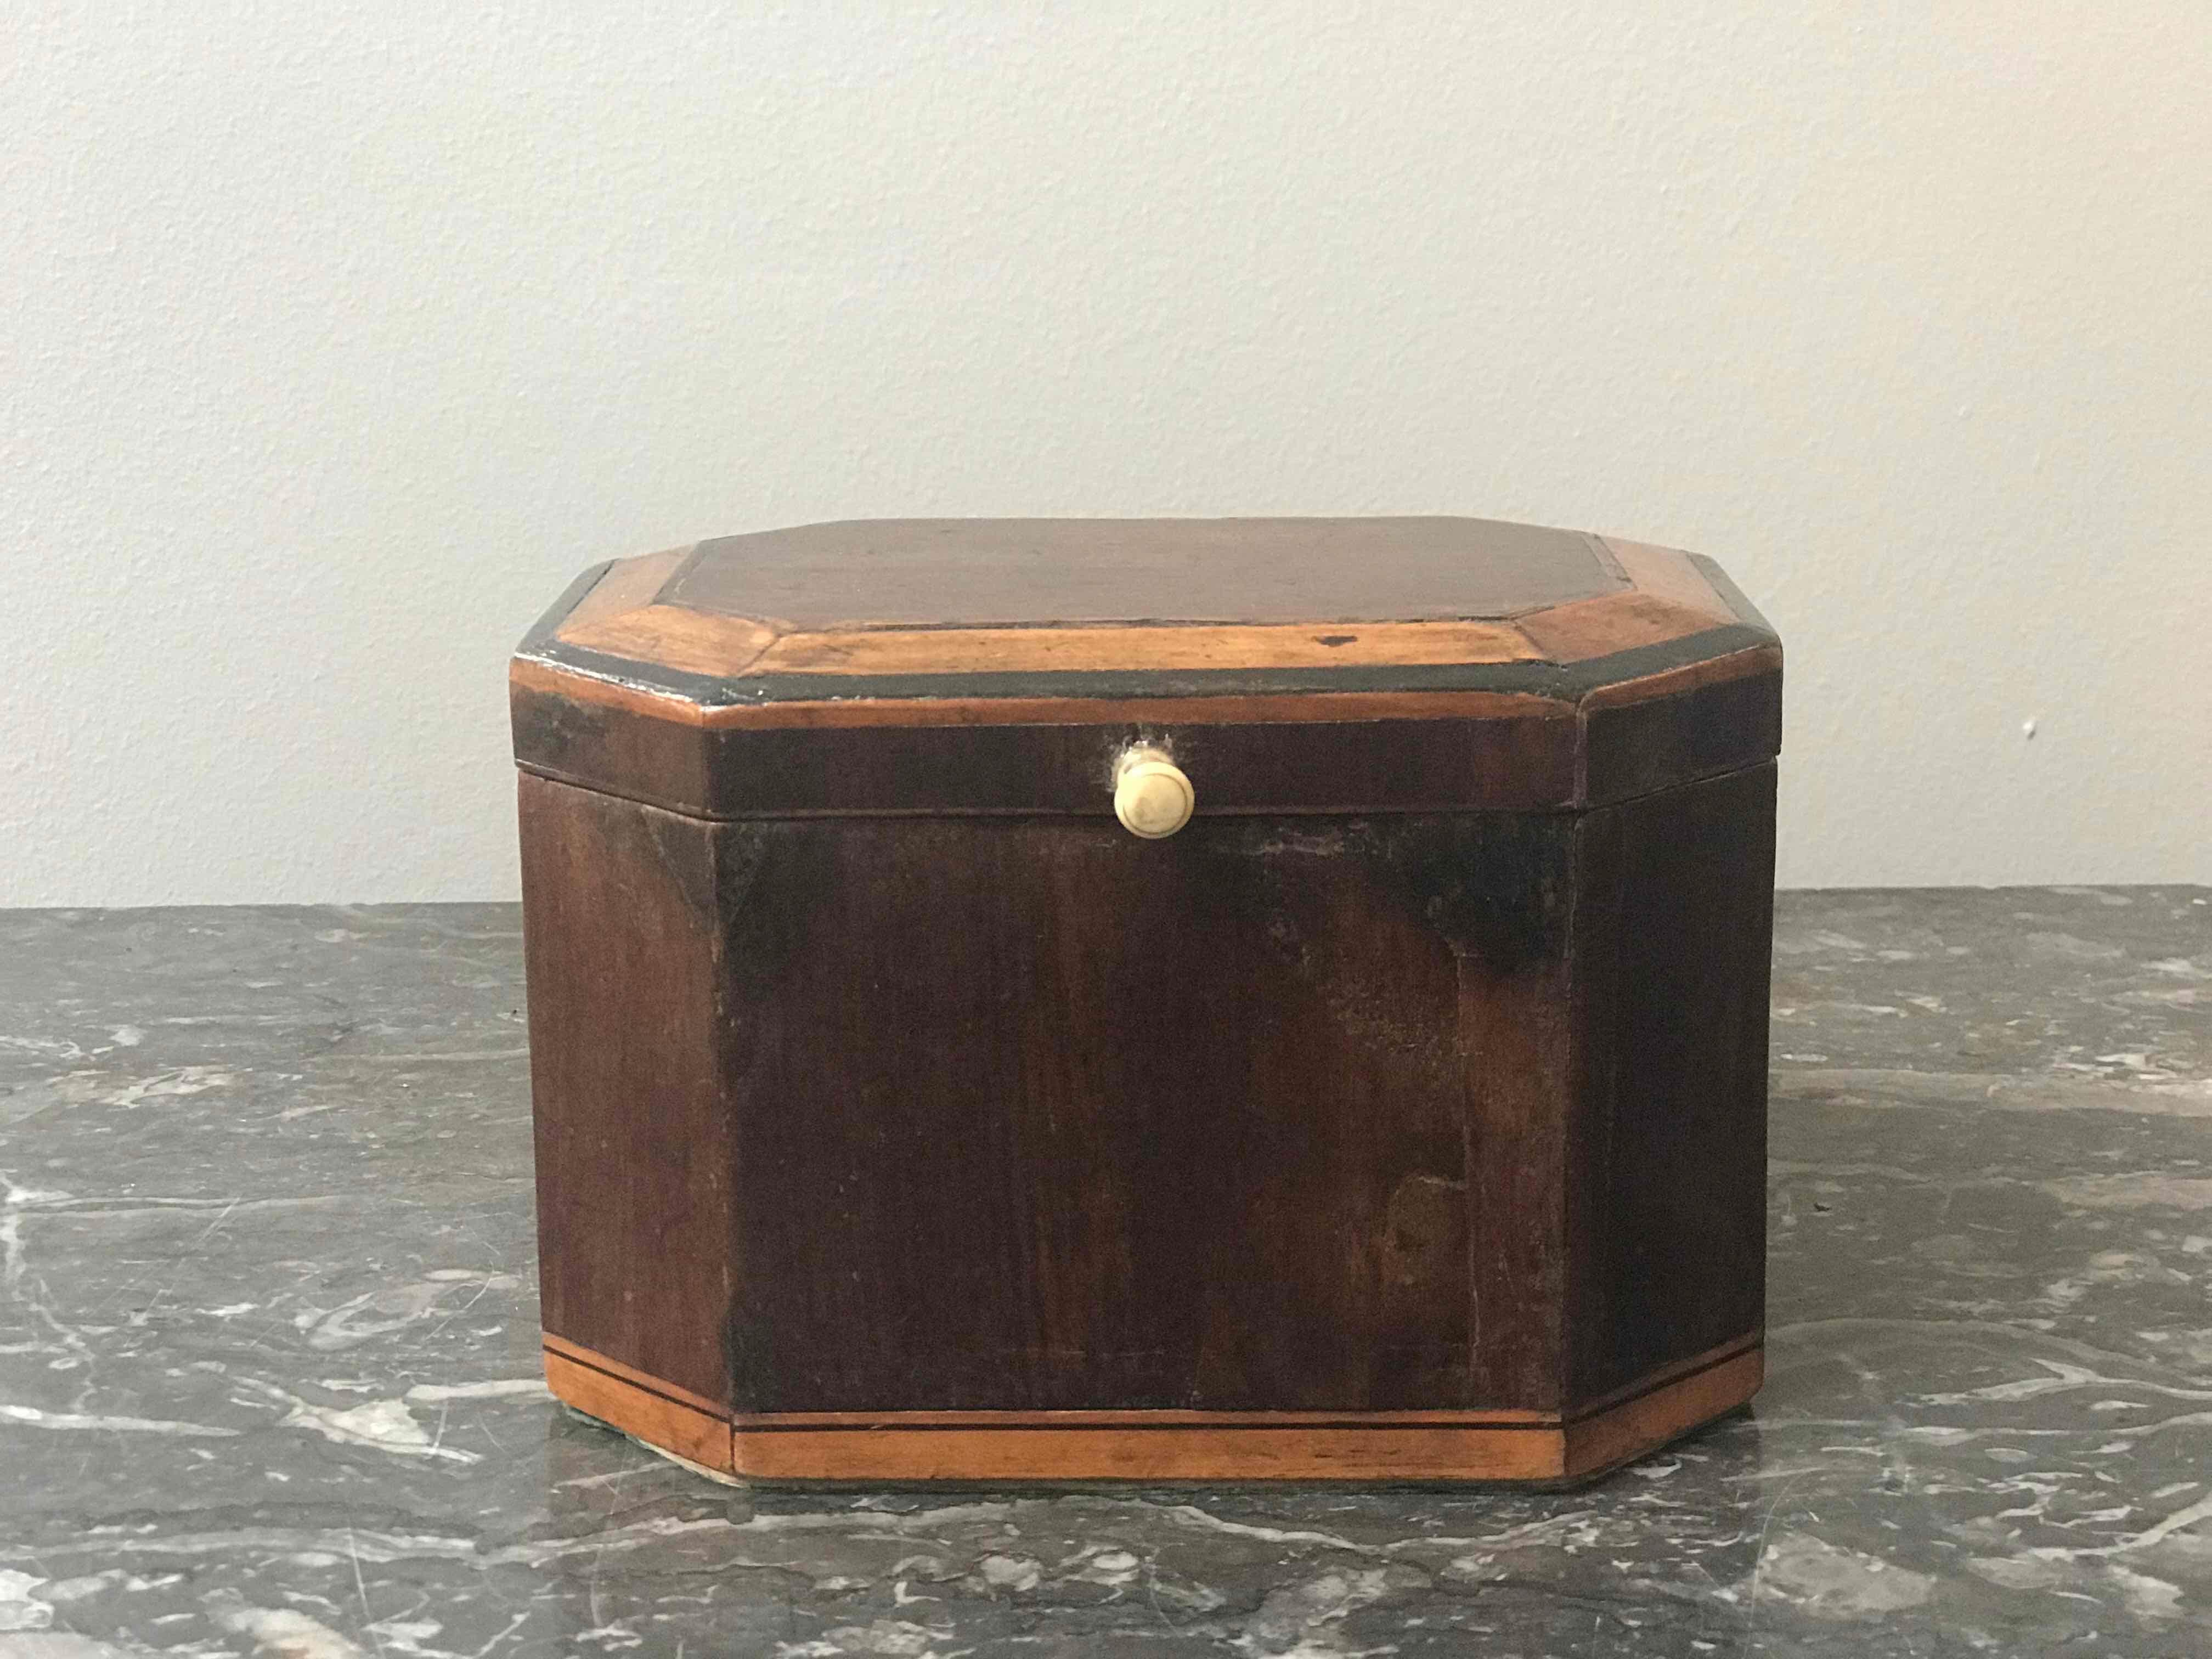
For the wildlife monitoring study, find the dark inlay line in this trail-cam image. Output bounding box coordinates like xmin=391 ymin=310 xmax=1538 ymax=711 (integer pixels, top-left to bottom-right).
xmin=548 ymin=1334 xmax=1755 ymax=1435
xmin=723 ymin=1345 xmax=1758 ymax=1434
xmin=727 ymin=1418 xmax=1560 ymax=1436
xmin=1560 ymin=1335 xmax=1762 ymax=1425
xmin=545 ymin=1344 xmax=724 ymax=1421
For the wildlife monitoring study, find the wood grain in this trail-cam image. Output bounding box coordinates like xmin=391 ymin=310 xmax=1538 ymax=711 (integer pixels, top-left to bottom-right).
xmin=555 ymin=549 xmax=689 ymax=635
xmin=1578 ymin=642 xmax=1782 ymax=713
xmin=664 ymin=517 xmax=1618 ymax=629
xmin=713 ymin=810 xmax=1500 ymax=1412
xmin=543 ymin=1331 xmax=728 ymax=1420
xmin=516 ymin=521 xmax=1779 ymax=1487
xmin=1581 ymin=662 xmax=1785 ymax=808
xmin=723 ymin=1405 xmax=1549 ymax=1427
xmin=1568 ymin=1331 xmax=1762 ymax=1419
xmin=510 ymin=681 xmax=1584 ymax=818
xmin=528 ymin=520 xmax=1763 ymax=699
xmin=1449 ymin=817 xmax=1578 ymax=1410
xmin=726 ymin=1421 xmax=1565 ymax=1484
xmin=544 ymin=580 xmax=1721 ymax=691
xmin=521 ymin=764 xmax=1775 ymax=1431
xmin=748 ymin=618 xmax=1537 ymax=677
xmin=1514 ymin=592 xmax=1719 ymax=662
xmin=1564 ymin=764 xmax=1776 ymax=1408
xmin=1595 ymin=538 xmax=1737 ymax=622
xmin=513 ymin=518 xmax=1781 ymax=815
xmin=1561 ymin=1347 xmax=1763 ymax=1480
xmin=539 ymin=1336 xmax=1761 ymax=1484
xmin=510 ymin=658 xmax=1778 ymax=816
xmin=513 ymin=653 xmax=1565 ymax=731
xmin=520 ymin=772 xmax=738 ymax=1410
xmin=544 ymin=1346 xmax=735 ymax=1474
xmin=558 ymin=603 xmax=778 ymax=679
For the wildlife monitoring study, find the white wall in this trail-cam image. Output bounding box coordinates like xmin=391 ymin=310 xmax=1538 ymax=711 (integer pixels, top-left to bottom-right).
xmin=5 ymin=3 xmax=2207 ymax=905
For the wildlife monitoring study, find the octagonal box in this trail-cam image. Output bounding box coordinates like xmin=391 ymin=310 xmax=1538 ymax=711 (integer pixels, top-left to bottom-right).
xmin=511 ymin=518 xmax=1779 ymax=1485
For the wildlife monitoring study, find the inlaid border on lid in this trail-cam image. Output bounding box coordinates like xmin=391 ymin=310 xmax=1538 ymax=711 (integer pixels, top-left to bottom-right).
xmin=510 ymin=518 xmax=1781 ymax=817
xmin=518 ymin=520 xmax=1771 ymax=716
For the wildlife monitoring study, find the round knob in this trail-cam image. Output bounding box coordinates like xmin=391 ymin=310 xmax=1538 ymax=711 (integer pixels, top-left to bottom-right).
xmin=1113 ymin=747 xmax=1195 ymax=839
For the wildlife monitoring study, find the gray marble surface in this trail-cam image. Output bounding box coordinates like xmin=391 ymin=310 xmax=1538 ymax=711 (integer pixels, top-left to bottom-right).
xmin=1 ymin=889 xmax=2208 ymax=1658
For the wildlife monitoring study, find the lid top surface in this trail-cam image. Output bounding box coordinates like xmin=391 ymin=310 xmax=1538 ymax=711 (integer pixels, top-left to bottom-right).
xmin=515 ymin=516 xmax=1776 ymax=722
xmin=667 ymin=517 xmax=1617 ymax=628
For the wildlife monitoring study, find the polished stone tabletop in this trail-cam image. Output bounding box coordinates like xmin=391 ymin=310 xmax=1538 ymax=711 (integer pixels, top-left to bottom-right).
xmin=1 ymin=888 xmax=2207 ymax=1657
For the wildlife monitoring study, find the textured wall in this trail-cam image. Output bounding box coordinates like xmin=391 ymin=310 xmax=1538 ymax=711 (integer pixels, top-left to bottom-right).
xmin=6 ymin=4 xmax=2207 ymax=904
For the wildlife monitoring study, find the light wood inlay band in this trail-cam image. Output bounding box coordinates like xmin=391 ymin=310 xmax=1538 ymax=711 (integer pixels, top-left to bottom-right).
xmin=545 ymin=1348 xmax=734 ymax=1474
xmin=541 ymin=1335 xmax=1761 ymax=1485
xmin=547 ymin=539 xmax=1740 ymax=688
xmin=515 ymin=652 xmax=1781 ymax=737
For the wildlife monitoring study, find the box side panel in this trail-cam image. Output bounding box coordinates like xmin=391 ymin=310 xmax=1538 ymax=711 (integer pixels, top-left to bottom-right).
xmin=518 ymin=772 xmax=736 ymax=1409
xmin=715 ymin=813 xmax=1572 ymax=1414
xmin=1565 ymin=764 xmax=1775 ymax=1409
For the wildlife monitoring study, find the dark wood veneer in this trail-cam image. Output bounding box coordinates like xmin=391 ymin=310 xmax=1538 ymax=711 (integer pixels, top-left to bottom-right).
xmin=665 ymin=517 xmax=1619 ymax=627
xmin=522 ymin=765 xmax=1773 ymax=1423
xmin=518 ymin=516 xmax=1779 ymax=1483
xmin=520 ymin=775 xmax=735 ymax=1409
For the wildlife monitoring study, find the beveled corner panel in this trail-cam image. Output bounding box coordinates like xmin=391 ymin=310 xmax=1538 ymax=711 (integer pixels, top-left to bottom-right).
xmin=519 ymin=772 xmax=738 ymax=1412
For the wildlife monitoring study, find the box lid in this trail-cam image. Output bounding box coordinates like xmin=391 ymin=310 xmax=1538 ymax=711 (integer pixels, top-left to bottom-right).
xmin=510 ymin=517 xmax=1780 ymax=819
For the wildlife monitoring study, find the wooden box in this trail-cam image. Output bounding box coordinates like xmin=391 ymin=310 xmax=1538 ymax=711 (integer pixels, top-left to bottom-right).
xmin=512 ymin=518 xmax=1779 ymax=1485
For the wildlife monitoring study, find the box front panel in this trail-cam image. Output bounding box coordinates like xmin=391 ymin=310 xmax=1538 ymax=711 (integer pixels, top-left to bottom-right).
xmin=715 ymin=812 xmax=1577 ymax=1414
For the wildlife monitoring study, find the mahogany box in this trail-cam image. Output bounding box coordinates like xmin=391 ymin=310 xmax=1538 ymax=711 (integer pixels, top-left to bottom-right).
xmin=511 ymin=518 xmax=1780 ymax=1485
